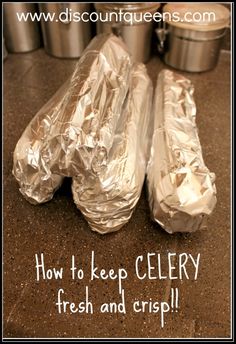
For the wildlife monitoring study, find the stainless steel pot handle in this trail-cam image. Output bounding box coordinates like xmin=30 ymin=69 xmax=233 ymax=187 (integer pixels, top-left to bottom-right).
xmin=156 ymin=21 xmax=168 ymax=54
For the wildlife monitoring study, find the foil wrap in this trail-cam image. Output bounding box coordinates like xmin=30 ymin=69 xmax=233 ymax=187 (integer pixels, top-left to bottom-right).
xmin=147 ymin=69 xmax=217 ymax=233
xmin=72 ymin=63 xmax=153 ymax=234
xmin=13 ymin=34 xmax=132 ymax=204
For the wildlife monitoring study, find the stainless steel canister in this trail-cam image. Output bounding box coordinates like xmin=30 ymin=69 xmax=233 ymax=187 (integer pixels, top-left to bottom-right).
xmin=39 ymin=3 xmax=92 ymax=58
xmin=163 ymin=26 xmax=226 ymax=72
xmin=3 ymin=3 xmax=41 ymax=53
xmin=157 ymin=3 xmax=230 ymax=72
xmin=95 ymin=3 xmax=160 ymax=63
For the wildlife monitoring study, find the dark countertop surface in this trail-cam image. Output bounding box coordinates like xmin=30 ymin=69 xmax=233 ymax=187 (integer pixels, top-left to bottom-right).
xmin=3 ymin=49 xmax=231 ymax=339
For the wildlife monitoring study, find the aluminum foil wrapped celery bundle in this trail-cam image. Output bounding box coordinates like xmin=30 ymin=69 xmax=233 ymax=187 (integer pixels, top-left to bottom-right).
xmin=147 ymin=69 xmax=217 ymax=234
xmin=72 ymin=63 xmax=153 ymax=234
xmin=13 ymin=34 xmax=132 ymax=204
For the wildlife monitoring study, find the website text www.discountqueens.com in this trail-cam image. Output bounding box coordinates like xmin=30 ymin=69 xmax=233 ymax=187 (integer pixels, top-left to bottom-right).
xmin=15 ymin=8 xmax=217 ymax=25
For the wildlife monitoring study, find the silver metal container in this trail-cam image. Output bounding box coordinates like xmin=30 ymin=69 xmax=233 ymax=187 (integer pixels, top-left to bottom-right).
xmin=3 ymin=3 xmax=41 ymax=53
xmin=95 ymin=3 xmax=160 ymax=63
xmin=39 ymin=3 xmax=92 ymax=58
xmin=157 ymin=4 xmax=230 ymax=72
xmin=163 ymin=26 xmax=226 ymax=72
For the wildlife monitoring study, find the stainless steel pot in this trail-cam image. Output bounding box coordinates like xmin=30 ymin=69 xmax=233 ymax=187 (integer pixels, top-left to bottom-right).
xmin=3 ymin=3 xmax=41 ymax=53
xmin=95 ymin=3 xmax=160 ymax=63
xmin=157 ymin=3 xmax=230 ymax=72
xmin=39 ymin=3 xmax=92 ymax=58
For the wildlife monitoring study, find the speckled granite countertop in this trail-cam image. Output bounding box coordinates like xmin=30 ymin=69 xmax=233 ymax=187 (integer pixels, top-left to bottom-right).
xmin=3 ymin=49 xmax=231 ymax=339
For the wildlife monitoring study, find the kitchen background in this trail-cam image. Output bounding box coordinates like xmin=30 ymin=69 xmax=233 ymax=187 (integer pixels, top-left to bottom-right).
xmin=3 ymin=3 xmax=231 ymax=62
xmin=3 ymin=2 xmax=232 ymax=340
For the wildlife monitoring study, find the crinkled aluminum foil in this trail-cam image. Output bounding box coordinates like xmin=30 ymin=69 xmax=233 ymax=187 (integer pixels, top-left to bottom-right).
xmin=13 ymin=34 xmax=132 ymax=204
xmin=147 ymin=69 xmax=217 ymax=233
xmin=72 ymin=63 xmax=153 ymax=234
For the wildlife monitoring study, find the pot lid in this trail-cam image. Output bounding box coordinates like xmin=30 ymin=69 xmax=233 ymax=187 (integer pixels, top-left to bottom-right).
xmin=163 ymin=3 xmax=230 ymax=31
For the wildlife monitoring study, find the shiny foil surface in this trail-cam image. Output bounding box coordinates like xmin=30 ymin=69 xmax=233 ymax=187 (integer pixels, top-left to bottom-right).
xmin=147 ymin=69 xmax=217 ymax=233
xmin=72 ymin=63 xmax=153 ymax=234
xmin=13 ymin=34 xmax=132 ymax=204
